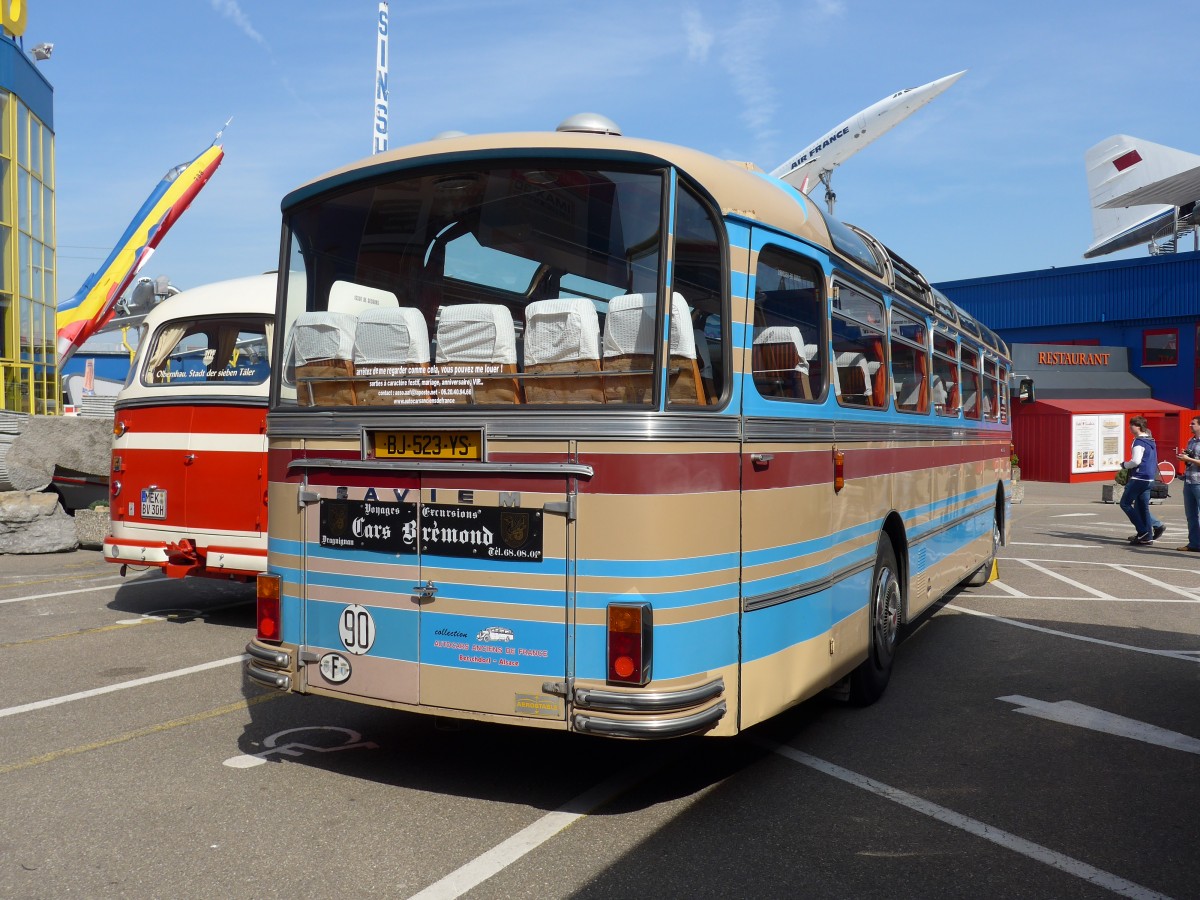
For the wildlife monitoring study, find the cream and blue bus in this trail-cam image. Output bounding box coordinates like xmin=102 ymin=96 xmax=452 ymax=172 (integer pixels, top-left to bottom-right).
xmin=246 ymin=116 xmax=1011 ymax=739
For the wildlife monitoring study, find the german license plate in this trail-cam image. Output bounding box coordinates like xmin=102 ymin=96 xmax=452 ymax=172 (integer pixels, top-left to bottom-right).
xmin=372 ymin=430 xmax=481 ymax=460
xmin=140 ymin=488 xmax=167 ymax=519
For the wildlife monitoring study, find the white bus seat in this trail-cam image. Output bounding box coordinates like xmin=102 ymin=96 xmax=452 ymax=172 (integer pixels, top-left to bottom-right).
xmin=435 ymin=303 xmax=522 ymax=404
xmin=352 ymin=307 xmax=431 ymax=405
xmin=522 ymin=298 xmax=603 ymax=404
xmin=602 ymin=293 xmax=705 ymax=404
xmin=898 ymin=377 xmax=925 ymax=412
xmin=293 ymin=311 xmax=358 ymax=406
xmin=835 ymin=351 xmax=873 ymax=405
xmin=752 ymin=326 xmax=812 ymax=399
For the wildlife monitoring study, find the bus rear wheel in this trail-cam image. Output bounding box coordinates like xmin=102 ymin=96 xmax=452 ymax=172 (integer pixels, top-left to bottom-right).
xmin=848 ymin=539 xmax=901 ymax=706
xmin=965 ymin=509 xmax=1001 ymax=587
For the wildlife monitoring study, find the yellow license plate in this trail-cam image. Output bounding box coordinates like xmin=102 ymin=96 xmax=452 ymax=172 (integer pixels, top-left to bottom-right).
xmin=372 ymin=430 xmax=482 ymax=460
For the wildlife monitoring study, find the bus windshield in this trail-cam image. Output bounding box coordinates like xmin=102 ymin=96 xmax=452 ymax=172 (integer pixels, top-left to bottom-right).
xmin=279 ymin=164 xmax=678 ymax=408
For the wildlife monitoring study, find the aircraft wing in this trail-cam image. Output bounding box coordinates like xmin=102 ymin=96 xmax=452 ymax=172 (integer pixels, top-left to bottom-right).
xmin=1099 ymin=163 xmax=1200 ymax=209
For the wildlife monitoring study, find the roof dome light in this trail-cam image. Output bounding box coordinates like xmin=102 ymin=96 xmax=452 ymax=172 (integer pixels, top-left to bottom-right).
xmin=556 ymin=113 xmax=622 ymax=136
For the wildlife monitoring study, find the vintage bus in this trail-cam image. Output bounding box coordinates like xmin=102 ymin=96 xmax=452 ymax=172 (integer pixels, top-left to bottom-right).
xmin=105 ymin=274 xmax=275 ymax=580
xmin=246 ymin=117 xmax=1011 ymax=738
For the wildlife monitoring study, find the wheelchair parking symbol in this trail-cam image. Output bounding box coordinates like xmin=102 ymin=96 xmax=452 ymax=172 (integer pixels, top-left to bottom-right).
xmin=223 ymin=725 xmax=378 ymax=769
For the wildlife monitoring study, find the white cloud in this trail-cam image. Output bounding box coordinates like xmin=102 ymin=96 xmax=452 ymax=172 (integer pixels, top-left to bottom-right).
xmin=718 ymin=2 xmax=781 ymax=152
xmin=210 ymin=0 xmax=269 ymax=49
xmin=683 ymin=7 xmax=714 ymax=63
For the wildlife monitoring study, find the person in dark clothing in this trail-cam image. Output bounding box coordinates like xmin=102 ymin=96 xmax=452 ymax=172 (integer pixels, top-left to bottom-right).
xmin=1119 ymin=416 xmax=1164 ymax=545
xmin=1175 ymin=416 xmax=1200 ymax=552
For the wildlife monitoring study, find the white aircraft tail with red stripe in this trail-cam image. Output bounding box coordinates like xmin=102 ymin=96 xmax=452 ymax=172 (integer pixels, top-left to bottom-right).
xmin=1085 ymin=135 xmax=1200 ymax=258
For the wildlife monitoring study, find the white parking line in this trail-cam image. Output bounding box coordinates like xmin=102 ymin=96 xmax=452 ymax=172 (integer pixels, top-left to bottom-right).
xmin=999 ymin=696 xmax=1200 ymax=756
xmin=945 ymin=604 xmax=1200 ymax=662
xmin=765 ymin=742 xmax=1170 ymax=900
xmin=964 ymin=594 xmax=1199 ymax=605
xmin=0 ymin=655 xmax=247 ymax=719
xmin=1007 ymin=543 xmax=1092 ymax=549
xmin=1017 ymin=559 xmax=1115 ymax=599
xmin=0 ymin=575 xmax=165 ymax=605
xmin=989 ymin=580 xmax=1028 ymax=598
xmin=407 ymin=764 xmax=650 ymax=900
xmin=1109 ymin=564 xmax=1200 ymax=600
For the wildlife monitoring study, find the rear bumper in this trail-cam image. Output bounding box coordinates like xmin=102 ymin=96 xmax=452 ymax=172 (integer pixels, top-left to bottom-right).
xmin=106 ymin=537 xmax=266 ymax=578
xmin=244 ymin=641 xmax=728 ymax=738
xmin=567 ymin=677 xmax=728 ymax=739
xmin=246 ymin=640 xmax=296 ymax=690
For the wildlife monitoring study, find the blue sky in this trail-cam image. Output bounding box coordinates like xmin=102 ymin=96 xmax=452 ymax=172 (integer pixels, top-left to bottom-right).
xmin=29 ymin=1 xmax=1200 ymax=303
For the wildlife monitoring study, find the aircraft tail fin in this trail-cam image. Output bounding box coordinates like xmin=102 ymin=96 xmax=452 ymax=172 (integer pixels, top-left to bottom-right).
xmin=1084 ymin=135 xmax=1200 ymax=258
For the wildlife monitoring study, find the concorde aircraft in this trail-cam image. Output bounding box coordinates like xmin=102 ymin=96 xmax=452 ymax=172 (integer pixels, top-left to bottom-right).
xmin=1084 ymin=134 xmax=1200 ymax=258
xmin=771 ymin=70 xmax=966 ymax=214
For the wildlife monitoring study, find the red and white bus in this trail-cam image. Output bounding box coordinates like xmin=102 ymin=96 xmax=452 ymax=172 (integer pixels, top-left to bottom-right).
xmin=104 ymin=274 xmax=274 ymax=580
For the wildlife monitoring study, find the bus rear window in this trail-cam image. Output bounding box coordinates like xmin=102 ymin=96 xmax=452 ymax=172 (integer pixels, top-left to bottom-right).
xmin=279 ymin=165 xmax=716 ymax=409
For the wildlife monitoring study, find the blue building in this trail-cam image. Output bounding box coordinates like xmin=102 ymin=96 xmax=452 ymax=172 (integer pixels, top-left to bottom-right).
xmin=936 ymin=251 xmax=1200 ymax=410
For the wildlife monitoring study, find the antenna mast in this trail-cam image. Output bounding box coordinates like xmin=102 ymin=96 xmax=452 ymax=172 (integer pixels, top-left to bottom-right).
xmin=373 ymin=1 xmax=389 ymax=154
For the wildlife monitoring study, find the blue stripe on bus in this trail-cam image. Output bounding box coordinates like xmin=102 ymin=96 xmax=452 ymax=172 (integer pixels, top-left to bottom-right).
xmin=305 ymin=568 xmax=566 ymax=608
xmin=741 ymin=567 xmax=873 ymax=663
xmin=280 ymin=593 xmax=303 ymax=644
xmin=303 ymin=597 xmax=418 ymax=661
xmin=422 ymin=610 xmax=566 ymax=676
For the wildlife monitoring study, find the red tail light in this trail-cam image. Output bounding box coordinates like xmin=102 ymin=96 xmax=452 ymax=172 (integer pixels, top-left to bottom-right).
xmin=607 ymin=602 xmax=652 ymax=686
xmin=834 ymin=449 xmax=845 ymax=493
xmin=257 ymin=574 xmax=281 ymax=642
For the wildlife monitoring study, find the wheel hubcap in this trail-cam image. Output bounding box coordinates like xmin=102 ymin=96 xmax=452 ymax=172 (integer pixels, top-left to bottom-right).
xmin=873 ymin=565 xmax=901 ymax=655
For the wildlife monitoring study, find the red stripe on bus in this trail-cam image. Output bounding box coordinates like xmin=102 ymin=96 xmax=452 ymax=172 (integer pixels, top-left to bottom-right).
xmin=118 ymin=405 xmax=265 ymax=434
xmin=268 ymin=443 xmax=1007 ymax=496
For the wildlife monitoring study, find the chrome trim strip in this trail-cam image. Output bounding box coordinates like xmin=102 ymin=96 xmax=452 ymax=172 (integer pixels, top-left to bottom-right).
xmin=744 ymin=558 xmax=875 ymax=612
xmin=268 ymin=409 xmax=742 ymax=442
xmin=909 ymin=497 xmax=994 ymax=546
xmin=743 ymin=491 xmax=996 ymax=613
xmin=267 ymin=408 xmax=1007 ymax=444
xmin=115 ymin=396 xmax=268 ymax=412
xmin=288 ymin=458 xmax=594 ymax=478
xmin=743 ymin=416 xmax=1007 ymax=444
xmin=245 ymin=641 xmax=291 ymax=669
xmin=573 ymin=677 xmax=724 ymax=713
xmin=572 ymin=701 xmax=726 ymax=739
xmin=246 ymin=662 xmax=291 ymax=691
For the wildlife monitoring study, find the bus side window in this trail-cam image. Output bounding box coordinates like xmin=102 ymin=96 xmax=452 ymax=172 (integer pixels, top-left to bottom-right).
xmin=960 ymin=345 xmax=981 ymax=420
xmin=831 ymin=283 xmax=886 ymax=409
xmin=890 ymin=308 xmax=929 ymax=414
xmin=933 ymin=330 xmax=959 ymax=416
xmin=751 ymin=248 xmax=825 ymax=402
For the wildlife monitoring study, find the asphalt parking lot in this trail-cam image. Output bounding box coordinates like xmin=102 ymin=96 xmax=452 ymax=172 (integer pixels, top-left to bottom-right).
xmin=2 ymin=479 xmax=1197 ymax=899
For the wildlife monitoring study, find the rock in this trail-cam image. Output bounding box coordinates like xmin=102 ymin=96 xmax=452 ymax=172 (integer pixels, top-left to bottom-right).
xmin=74 ymin=506 xmax=111 ymax=550
xmin=0 ymin=491 xmax=80 ymax=554
xmin=6 ymin=415 xmax=112 ymax=492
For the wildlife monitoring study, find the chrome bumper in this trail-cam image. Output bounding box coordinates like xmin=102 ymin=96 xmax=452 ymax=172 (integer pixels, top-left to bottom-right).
xmin=573 ymin=701 xmax=727 ymax=739
xmin=565 ymin=676 xmax=727 ymax=739
xmin=245 ymin=641 xmax=294 ymax=691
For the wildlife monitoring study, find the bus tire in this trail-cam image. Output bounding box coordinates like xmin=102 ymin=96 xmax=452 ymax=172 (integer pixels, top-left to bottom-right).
xmin=848 ymin=538 xmax=901 ymax=706
xmin=965 ymin=507 xmax=1001 ymax=587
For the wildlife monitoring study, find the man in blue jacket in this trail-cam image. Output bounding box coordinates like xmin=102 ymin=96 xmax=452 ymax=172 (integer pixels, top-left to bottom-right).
xmin=1119 ymin=416 xmax=1165 ymax=545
